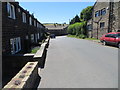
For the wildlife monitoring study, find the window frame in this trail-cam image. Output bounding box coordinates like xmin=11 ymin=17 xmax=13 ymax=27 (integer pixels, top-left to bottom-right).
xmin=22 ymin=12 xmax=27 ymax=23
xmin=38 ymin=33 xmax=40 ymax=39
xmin=101 ymin=8 xmax=106 ymax=15
xmin=34 ymin=20 xmax=36 ymax=27
xmin=29 ymin=17 xmax=32 ymax=25
xmin=100 ymin=22 xmax=105 ymax=28
xmin=95 ymin=11 xmax=99 ymax=17
xmin=10 ymin=37 xmax=21 ymax=54
xmin=7 ymin=3 xmax=16 ymax=19
xmin=31 ymin=34 xmax=34 ymax=43
xmin=7 ymin=2 xmax=12 ymax=18
xmin=11 ymin=4 xmax=16 ymax=19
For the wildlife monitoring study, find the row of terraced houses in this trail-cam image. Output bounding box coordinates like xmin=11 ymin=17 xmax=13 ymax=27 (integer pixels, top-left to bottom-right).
xmin=87 ymin=0 xmax=120 ymax=39
xmin=2 ymin=2 xmax=47 ymax=55
xmin=2 ymin=2 xmax=47 ymax=86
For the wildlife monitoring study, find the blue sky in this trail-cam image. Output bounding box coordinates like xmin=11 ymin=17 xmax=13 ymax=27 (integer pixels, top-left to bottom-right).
xmin=19 ymin=2 xmax=95 ymax=24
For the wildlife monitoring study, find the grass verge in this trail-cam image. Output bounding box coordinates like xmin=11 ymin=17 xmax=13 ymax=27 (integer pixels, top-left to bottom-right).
xmin=31 ymin=47 xmax=40 ymax=53
xmin=67 ymin=34 xmax=99 ymax=40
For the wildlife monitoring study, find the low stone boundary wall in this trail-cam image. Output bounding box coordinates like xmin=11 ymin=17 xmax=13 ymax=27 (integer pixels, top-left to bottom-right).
xmin=3 ymin=62 xmax=39 ymax=89
xmin=45 ymin=36 xmax=50 ymax=48
xmin=33 ymin=36 xmax=50 ymax=68
xmin=3 ymin=36 xmax=50 ymax=88
xmin=33 ymin=42 xmax=47 ymax=68
xmin=2 ymin=54 xmax=35 ymax=84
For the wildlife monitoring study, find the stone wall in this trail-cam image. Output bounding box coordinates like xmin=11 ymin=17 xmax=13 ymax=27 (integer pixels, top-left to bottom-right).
xmin=2 ymin=37 xmax=50 ymax=88
xmin=2 ymin=54 xmax=34 ymax=86
xmin=112 ymin=2 xmax=120 ymax=32
xmin=2 ymin=2 xmax=45 ymax=55
xmin=88 ymin=1 xmax=120 ymax=39
xmin=3 ymin=62 xmax=40 ymax=89
xmin=92 ymin=2 xmax=110 ymax=38
xmin=87 ymin=19 xmax=93 ymax=38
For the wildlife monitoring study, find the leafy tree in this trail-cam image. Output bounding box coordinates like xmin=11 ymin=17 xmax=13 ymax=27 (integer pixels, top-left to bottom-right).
xmin=70 ymin=15 xmax=81 ymax=24
xmin=68 ymin=6 xmax=93 ymax=38
xmin=80 ymin=6 xmax=93 ymax=21
xmin=67 ymin=21 xmax=87 ymax=38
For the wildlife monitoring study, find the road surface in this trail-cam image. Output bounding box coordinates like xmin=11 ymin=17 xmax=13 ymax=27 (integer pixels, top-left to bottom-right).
xmin=38 ymin=36 xmax=118 ymax=88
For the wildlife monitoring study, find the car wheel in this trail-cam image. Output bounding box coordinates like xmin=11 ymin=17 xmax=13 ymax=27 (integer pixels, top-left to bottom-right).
xmin=103 ymin=41 xmax=106 ymax=46
xmin=118 ymin=43 xmax=120 ymax=49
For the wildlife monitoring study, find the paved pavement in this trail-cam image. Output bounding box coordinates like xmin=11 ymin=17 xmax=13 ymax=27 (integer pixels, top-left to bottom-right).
xmin=38 ymin=36 xmax=118 ymax=88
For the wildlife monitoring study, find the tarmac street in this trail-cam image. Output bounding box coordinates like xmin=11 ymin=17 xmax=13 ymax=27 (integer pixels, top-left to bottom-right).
xmin=38 ymin=36 xmax=118 ymax=88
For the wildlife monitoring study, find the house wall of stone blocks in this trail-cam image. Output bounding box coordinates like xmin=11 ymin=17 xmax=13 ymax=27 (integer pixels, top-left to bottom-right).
xmin=87 ymin=0 xmax=120 ymax=39
xmin=2 ymin=2 xmax=46 ymax=55
xmin=93 ymin=1 xmax=110 ymax=38
xmin=2 ymin=2 xmax=47 ymax=87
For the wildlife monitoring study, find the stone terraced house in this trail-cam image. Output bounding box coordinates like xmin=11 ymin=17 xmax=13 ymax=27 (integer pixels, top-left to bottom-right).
xmin=2 ymin=2 xmax=46 ymax=55
xmin=87 ymin=0 xmax=120 ymax=39
xmin=2 ymin=2 xmax=47 ymax=86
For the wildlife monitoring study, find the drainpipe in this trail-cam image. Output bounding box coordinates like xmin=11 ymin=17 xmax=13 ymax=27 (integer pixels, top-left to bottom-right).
xmin=108 ymin=1 xmax=114 ymax=33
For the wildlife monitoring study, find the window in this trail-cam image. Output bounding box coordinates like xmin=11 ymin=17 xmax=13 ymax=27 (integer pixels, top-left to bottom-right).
xmin=41 ymin=33 xmax=43 ymax=37
xmin=34 ymin=20 xmax=36 ymax=27
xmin=37 ymin=22 xmax=39 ymax=27
xmin=105 ymin=34 xmax=111 ymax=37
xmin=22 ymin=12 xmax=26 ymax=23
xmin=35 ymin=34 xmax=38 ymax=43
xmin=100 ymin=22 xmax=105 ymax=28
xmin=14 ymin=38 xmax=18 ymax=53
xmin=7 ymin=2 xmax=15 ymax=19
xmin=10 ymin=37 xmax=21 ymax=54
xmin=7 ymin=2 xmax=11 ymax=17
xmin=38 ymin=33 xmax=40 ymax=39
xmin=110 ymin=34 xmax=117 ymax=38
xmin=18 ymin=8 xmax=21 ymax=13
xmin=29 ymin=17 xmax=32 ymax=25
xmin=98 ymin=10 xmax=101 ymax=16
xmin=31 ymin=34 xmax=34 ymax=43
xmin=87 ymin=24 xmax=92 ymax=30
xmin=95 ymin=11 xmax=99 ymax=17
xmin=26 ymin=35 xmax=28 ymax=40
xmin=101 ymin=8 xmax=106 ymax=15
xmin=95 ymin=8 xmax=106 ymax=17
xmin=18 ymin=37 xmax=21 ymax=51
xmin=117 ymin=33 xmax=120 ymax=37
xmin=105 ymin=34 xmax=115 ymax=38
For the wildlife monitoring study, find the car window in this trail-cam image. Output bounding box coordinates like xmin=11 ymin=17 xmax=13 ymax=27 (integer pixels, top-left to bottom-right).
xmin=117 ymin=33 xmax=120 ymax=37
xmin=110 ymin=34 xmax=116 ymax=38
xmin=105 ymin=34 xmax=117 ymax=38
xmin=105 ymin=34 xmax=110 ymax=37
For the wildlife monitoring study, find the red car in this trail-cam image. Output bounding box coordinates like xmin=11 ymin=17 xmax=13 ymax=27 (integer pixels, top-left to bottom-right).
xmin=100 ymin=32 xmax=120 ymax=48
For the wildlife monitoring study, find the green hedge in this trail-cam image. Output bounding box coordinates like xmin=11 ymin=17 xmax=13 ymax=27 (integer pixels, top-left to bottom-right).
xmin=67 ymin=22 xmax=87 ymax=38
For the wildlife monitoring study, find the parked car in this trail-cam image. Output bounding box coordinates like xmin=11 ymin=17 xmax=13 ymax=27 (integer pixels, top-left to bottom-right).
xmin=50 ymin=34 xmax=56 ymax=38
xmin=100 ymin=32 xmax=120 ymax=48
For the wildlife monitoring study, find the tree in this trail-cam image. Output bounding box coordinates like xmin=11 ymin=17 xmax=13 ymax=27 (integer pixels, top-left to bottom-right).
xmin=70 ymin=15 xmax=81 ymax=24
xmin=74 ymin=15 xmax=81 ymax=23
xmin=80 ymin=6 xmax=93 ymax=21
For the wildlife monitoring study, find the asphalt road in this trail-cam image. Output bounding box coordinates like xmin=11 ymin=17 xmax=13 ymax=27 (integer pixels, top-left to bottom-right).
xmin=38 ymin=36 xmax=118 ymax=88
